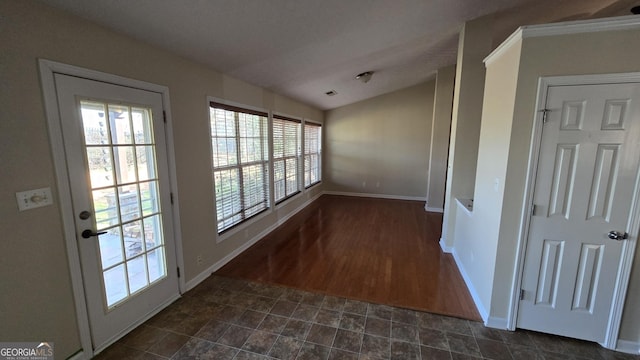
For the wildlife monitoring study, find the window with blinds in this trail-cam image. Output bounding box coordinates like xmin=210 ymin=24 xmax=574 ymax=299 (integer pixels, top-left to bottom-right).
xmin=304 ymin=122 xmax=322 ymax=188
xmin=273 ymin=115 xmax=301 ymax=204
xmin=210 ymin=102 xmax=269 ymax=233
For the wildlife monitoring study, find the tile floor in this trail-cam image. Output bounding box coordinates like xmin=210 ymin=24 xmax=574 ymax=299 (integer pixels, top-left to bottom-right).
xmin=95 ymin=275 xmax=639 ymax=360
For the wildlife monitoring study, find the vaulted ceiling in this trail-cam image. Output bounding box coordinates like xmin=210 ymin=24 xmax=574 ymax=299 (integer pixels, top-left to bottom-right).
xmin=38 ymin=0 xmax=639 ymax=110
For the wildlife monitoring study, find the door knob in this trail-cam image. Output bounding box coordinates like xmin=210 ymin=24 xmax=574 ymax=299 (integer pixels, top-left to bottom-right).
xmin=82 ymin=229 xmax=107 ymax=239
xmin=607 ymin=231 xmax=628 ymax=241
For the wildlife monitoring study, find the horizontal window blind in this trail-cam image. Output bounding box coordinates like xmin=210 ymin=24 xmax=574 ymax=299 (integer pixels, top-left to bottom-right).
xmin=304 ymin=122 xmax=322 ymax=188
xmin=210 ymin=102 xmax=269 ymax=233
xmin=273 ymin=115 xmax=301 ymax=203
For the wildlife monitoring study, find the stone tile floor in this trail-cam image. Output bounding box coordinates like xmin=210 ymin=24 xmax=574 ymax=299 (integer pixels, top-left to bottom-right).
xmin=95 ymin=275 xmax=639 ymax=359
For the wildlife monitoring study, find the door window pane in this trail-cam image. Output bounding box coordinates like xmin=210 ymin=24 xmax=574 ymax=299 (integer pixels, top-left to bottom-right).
xmin=103 ymin=264 xmax=128 ymax=307
xmin=148 ymin=247 xmax=166 ymax=283
xmin=93 ymin=188 xmax=119 ymax=230
xmin=132 ymin=107 xmax=154 ymax=144
xmin=143 ymin=214 xmax=164 ymax=249
xmin=127 ymin=255 xmax=148 ymax=294
xmin=80 ymin=100 xmax=169 ymax=310
xmin=114 ymin=146 xmax=137 ymax=184
xmin=98 ymin=227 xmax=123 ymax=269
xmin=81 ymin=101 xmax=109 ymax=145
xmin=124 ymin=220 xmax=143 ymax=259
xmin=140 ymin=181 xmax=160 ymax=216
xmin=136 ymin=146 xmax=157 ymax=181
xmin=86 ymin=147 xmax=114 ymax=188
xmin=109 ymin=105 xmax=132 ymax=144
xmin=118 ymin=184 xmax=141 ymax=222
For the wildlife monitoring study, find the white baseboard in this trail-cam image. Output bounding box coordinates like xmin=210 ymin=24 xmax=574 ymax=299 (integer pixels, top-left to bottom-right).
xmin=450 ymin=248 xmax=489 ymax=323
xmin=184 ymin=232 xmax=263 ymax=291
xmin=324 ymin=191 xmax=426 ymax=202
xmin=439 ymin=238 xmax=453 ymax=253
xmin=616 ymin=340 xmax=640 ymax=355
xmin=424 ymin=204 xmax=444 ymax=213
xmin=485 ymin=316 xmax=509 ymax=330
xmin=185 ymin=192 xmax=323 ymax=292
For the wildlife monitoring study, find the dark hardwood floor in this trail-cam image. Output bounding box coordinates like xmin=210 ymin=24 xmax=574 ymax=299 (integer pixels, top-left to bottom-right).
xmin=216 ymin=195 xmax=481 ymax=321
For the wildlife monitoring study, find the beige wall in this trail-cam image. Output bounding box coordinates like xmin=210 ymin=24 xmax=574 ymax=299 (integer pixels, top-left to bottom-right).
xmin=441 ymin=16 xmax=494 ymax=246
xmin=0 ymin=1 xmax=323 ymax=358
xmin=478 ymin=27 xmax=640 ymax=343
xmin=426 ymin=65 xmax=455 ymax=212
xmin=452 ymin=37 xmax=522 ymax=320
xmin=324 ymin=82 xmax=435 ymax=198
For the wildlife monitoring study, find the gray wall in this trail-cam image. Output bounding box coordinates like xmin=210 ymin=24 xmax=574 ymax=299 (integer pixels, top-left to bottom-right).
xmin=324 ymin=82 xmax=436 ymax=199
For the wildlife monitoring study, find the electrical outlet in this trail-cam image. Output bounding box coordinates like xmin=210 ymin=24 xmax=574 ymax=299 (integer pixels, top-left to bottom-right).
xmin=197 ymin=255 xmax=203 ymax=266
xmin=16 ymin=187 xmax=53 ymax=211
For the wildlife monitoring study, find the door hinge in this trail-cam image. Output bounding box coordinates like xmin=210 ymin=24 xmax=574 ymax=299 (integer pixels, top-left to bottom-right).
xmin=170 ymin=192 xmax=174 ymax=205
xmin=177 ymin=267 xmax=181 ymax=278
xmin=163 ymin=111 xmax=167 ymax=123
xmin=540 ymin=109 xmax=550 ymax=123
xmin=520 ymin=289 xmax=525 ymax=301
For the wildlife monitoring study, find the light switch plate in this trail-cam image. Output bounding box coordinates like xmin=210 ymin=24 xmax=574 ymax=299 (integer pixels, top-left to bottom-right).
xmin=16 ymin=187 xmax=53 ymax=211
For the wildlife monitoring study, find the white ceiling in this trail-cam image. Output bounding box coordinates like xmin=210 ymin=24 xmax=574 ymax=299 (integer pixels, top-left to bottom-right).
xmin=38 ymin=0 xmax=638 ymax=110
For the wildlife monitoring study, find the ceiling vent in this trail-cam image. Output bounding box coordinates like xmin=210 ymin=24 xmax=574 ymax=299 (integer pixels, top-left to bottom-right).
xmin=325 ymin=90 xmax=338 ymax=96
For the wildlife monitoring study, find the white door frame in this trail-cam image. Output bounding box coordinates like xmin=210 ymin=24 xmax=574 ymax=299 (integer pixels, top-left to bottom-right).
xmin=38 ymin=59 xmax=186 ymax=358
xmin=508 ymin=72 xmax=640 ymax=350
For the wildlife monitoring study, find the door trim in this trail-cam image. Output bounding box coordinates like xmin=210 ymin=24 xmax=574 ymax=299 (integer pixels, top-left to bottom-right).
xmin=38 ymin=59 xmax=185 ymax=358
xmin=509 ymin=72 xmax=640 ymax=350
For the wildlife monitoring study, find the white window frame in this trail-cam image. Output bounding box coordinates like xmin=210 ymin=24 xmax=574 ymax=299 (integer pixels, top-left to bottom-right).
xmin=209 ymin=99 xmax=270 ymax=235
xmin=272 ymin=113 xmax=302 ymax=204
xmin=303 ymin=121 xmax=322 ymax=188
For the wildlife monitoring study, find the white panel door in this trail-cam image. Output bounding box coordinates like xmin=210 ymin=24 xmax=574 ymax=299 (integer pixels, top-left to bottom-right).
xmin=54 ymin=74 xmax=179 ymax=351
xmin=518 ymin=82 xmax=640 ymax=342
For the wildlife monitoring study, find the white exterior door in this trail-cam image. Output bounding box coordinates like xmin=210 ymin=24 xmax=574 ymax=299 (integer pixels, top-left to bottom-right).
xmin=54 ymin=74 xmax=180 ymax=351
xmin=518 ymin=82 xmax=640 ymax=342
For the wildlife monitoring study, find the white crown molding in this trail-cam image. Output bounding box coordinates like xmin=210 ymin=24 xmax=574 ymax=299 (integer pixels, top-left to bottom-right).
xmin=485 ymin=15 xmax=640 ymax=66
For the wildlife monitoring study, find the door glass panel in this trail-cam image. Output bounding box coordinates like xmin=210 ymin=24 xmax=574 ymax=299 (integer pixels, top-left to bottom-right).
xmin=140 ymin=181 xmax=159 ymax=216
xmin=93 ymin=188 xmax=119 ymax=230
xmin=99 ymin=227 xmax=123 ymax=269
xmin=132 ymin=107 xmax=154 ymax=144
xmin=148 ymin=247 xmax=166 ymax=283
xmin=124 ymin=219 xmax=143 ymax=259
xmin=81 ymin=102 xmax=109 ymax=145
xmin=114 ymin=146 xmax=137 ymax=184
xmin=143 ymin=214 xmax=164 ymax=248
xmin=80 ymin=100 xmax=168 ymax=309
xmin=109 ymin=105 xmax=132 ymax=144
xmin=118 ymin=184 xmax=141 ymax=222
xmin=127 ymin=255 xmax=149 ymax=294
xmin=86 ymin=147 xmax=114 ymax=188
xmin=136 ymin=146 xmax=156 ymax=181
xmin=103 ymin=264 xmax=128 ymax=306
